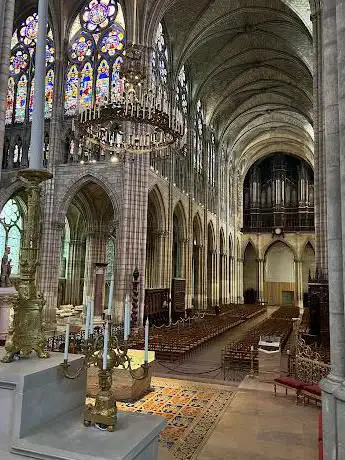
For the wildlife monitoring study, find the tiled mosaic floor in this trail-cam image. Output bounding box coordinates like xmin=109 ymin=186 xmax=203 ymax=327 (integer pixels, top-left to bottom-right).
xmin=116 ymin=378 xmax=234 ymax=459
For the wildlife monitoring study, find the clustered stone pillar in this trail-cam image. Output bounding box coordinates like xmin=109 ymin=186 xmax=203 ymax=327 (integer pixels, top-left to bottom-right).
xmin=319 ymin=0 xmax=345 ymax=457
xmin=0 ymin=0 xmax=15 ymax=178
xmin=257 ymin=258 xmax=264 ymax=304
xmin=294 ymin=259 xmax=303 ymax=311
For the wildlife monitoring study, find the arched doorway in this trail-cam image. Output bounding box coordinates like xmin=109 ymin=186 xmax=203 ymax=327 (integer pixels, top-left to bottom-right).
xmin=61 ymin=180 xmax=115 ymax=316
xmin=243 ymin=242 xmax=258 ymax=304
xmin=172 ymin=203 xmax=186 ymax=279
xmin=146 ymin=188 xmax=165 ymax=288
xmin=207 ymin=222 xmax=215 ymax=306
xmin=264 ymin=241 xmax=295 ymax=305
xmin=192 ymin=214 xmax=202 ymax=309
xmin=302 ymin=242 xmax=315 ymax=306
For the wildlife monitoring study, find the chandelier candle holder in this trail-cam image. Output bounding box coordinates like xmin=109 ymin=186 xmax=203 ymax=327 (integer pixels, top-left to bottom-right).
xmin=77 ymin=40 xmax=186 ymax=162
xmin=61 ymin=314 xmax=150 ymax=432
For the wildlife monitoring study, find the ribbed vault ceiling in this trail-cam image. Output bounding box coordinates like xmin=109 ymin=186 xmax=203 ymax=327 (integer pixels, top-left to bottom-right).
xmin=14 ymin=0 xmax=314 ymax=167
xmin=162 ymin=0 xmax=313 ymax=165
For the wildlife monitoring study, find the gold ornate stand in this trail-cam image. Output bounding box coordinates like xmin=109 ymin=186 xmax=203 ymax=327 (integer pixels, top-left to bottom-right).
xmin=60 ymin=325 xmax=149 ymax=431
xmin=2 ymin=169 xmax=53 ymax=363
xmin=84 ymin=369 xmax=117 ymax=431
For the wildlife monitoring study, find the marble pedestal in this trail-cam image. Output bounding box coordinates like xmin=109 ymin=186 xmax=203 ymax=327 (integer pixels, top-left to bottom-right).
xmin=0 ymin=287 xmax=17 ymax=341
xmin=0 ymin=351 xmax=165 ymax=460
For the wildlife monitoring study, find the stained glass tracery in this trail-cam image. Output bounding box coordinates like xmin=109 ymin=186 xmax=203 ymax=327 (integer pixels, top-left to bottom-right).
xmin=65 ymin=0 xmax=126 ymax=115
xmin=153 ymin=22 xmax=168 ymax=86
xmin=194 ymin=100 xmax=204 ymax=172
xmin=6 ymin=12 xmax=55 ymax=125
xmin=177 ymin=65 xmax=188 ymax=116
xmin=0 ymin=199 xmax=23 ymax=276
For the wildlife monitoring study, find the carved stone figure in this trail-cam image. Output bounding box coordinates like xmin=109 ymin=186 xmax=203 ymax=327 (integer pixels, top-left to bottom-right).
xmin=0 ymin=250 xmax=11 ymax=287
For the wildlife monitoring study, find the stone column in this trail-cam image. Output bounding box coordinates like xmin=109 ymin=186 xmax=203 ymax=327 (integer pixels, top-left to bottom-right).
xmin=257 ymin=258 xmax=264 ymax=304
xmin=320 ymin=1 xmax=345 ymax=458
xmin=0 ymin=0 xmax=15 ymax=179
xmin=238 ymin=258 xmax=244 ymax=303
xmin=115 ymin=153 xmax=149 ymax=325
xmin=28 ymin=0 xmax=48 ymax=169
xmin=83 ymin=226 xmax=109 ymax=308
xmin=294 ymin=259 xmax=303 ymax=310
xmin=230 ymin=256 xmax=235 ymax=303
xmin=311 ymin=10 xmax=328 ymax=273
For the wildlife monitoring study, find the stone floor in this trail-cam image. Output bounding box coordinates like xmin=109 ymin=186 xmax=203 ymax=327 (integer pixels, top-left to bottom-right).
xmin=156 ymin=382 xmax=319 ymax=460
xmin=155 ymin=306 xmax=319 ymax=459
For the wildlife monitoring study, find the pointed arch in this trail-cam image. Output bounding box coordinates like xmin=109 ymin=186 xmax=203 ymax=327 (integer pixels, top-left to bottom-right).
xmin=56 ymin=173 xmax=120 ymax=227
xmin=264 ymin=241 xmax=296 ymax=306
xmin=243 ymin=241 xmax=258 ymax=304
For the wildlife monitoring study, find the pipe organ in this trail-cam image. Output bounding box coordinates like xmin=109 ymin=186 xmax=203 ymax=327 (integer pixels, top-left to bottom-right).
xmin=243 ymin=154 xmax=314 ymax=232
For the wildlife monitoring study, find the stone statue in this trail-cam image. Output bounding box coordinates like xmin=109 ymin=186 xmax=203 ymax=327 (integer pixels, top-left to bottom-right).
xmin=0 ymin=249 xmax=11 ymax=288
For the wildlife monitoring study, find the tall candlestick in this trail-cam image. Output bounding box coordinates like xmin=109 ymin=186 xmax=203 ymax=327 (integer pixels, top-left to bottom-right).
xmin=107 ymin=276 xmax=114 ymax=316
xmin=144 ymin=318 xmax=149 ymax=363
xmin=85 ymin=300 xmax=91 ymax=340
xmin=89 ymin=298 xmax=94 ymax=335
xmin=64 ymin=323 xmax=70 ymax=361
xmin=168 ymin=296 xmax=172 ymax=326
xmin=127 ymin=295 xmax=131 ymax=337
xmin=103 ymin=322 xmax=109 ymax=370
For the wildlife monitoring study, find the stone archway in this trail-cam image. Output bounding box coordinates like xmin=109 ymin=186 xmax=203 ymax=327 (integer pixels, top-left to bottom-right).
xmin=207 ymin=222 xmax=215 ymax=307
xmin=59 ymin=180 xmax=116 ymax=318
xmin=192 ymin=213 xmax=203 ymax=309
xmin=264 ymin=241 xmax=296 ymax=306
xmin=243 ymin=241 xmax=258 ymax=304
xmin=146 ymin=186 xmax=166 ymax=288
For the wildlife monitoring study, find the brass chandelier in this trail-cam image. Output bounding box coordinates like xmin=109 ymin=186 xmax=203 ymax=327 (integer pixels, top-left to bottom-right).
xmin=78 ymin=43 xmax=185 ymax=161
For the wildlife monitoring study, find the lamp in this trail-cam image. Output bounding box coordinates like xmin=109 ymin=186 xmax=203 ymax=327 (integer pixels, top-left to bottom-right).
xmin=77 ymin=41 xmax=185 ymax=162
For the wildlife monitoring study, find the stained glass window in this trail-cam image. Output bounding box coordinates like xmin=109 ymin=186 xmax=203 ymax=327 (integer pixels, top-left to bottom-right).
xmin=96 ymin=59 xmax=109 ymax=104
xmin=65 ymin=0 xmax=126 ymax=115
xmin=45 ymin=69 xmax=55 ymax=117
xmin=6 ymin=12 xmax=55 ymax=125
xmin=80 ymin=62 xmax=93 ymax=109
xmin=153 ymin=22 xmax=168 ymax=86
xmin=194 ymin=100 xmax=204 ymax=172
xmin=0 ymin=199 xmax=23 ymax=276
xmin=5 ymin=77 xmax=15 ymax=125
xmin=208 ymin=132 xmax=216 ymax=185
xmin=177 ymin=65 xmax=188 ymax=117
xmin=15 ymin=75 xmax=28 ymax=123
xmin=65 ymin=65 xmax=79 ymax=115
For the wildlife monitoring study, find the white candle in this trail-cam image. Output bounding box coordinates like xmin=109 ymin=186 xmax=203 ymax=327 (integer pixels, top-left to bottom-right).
xmin=107 ymin=276 xmax=114 ymax=316
xmin=127 ymin=295 xmax=131 ymax=337
xmin=85 ymin=300 xmax=91 ymax=340
xmin=144 ymin=318 xmax=149 ymax=363
xmin=124 ymin=297 xmax=129 ymax=341
xmin=103 ymin=322 xmax=109 ymax=370
xmin=168 ymin=297 xmax=172 ymax=326
xmin=89 ymin=298 xmax=94 ymax=335
xmin=64 ymin=323 xmax=70 ymax=361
